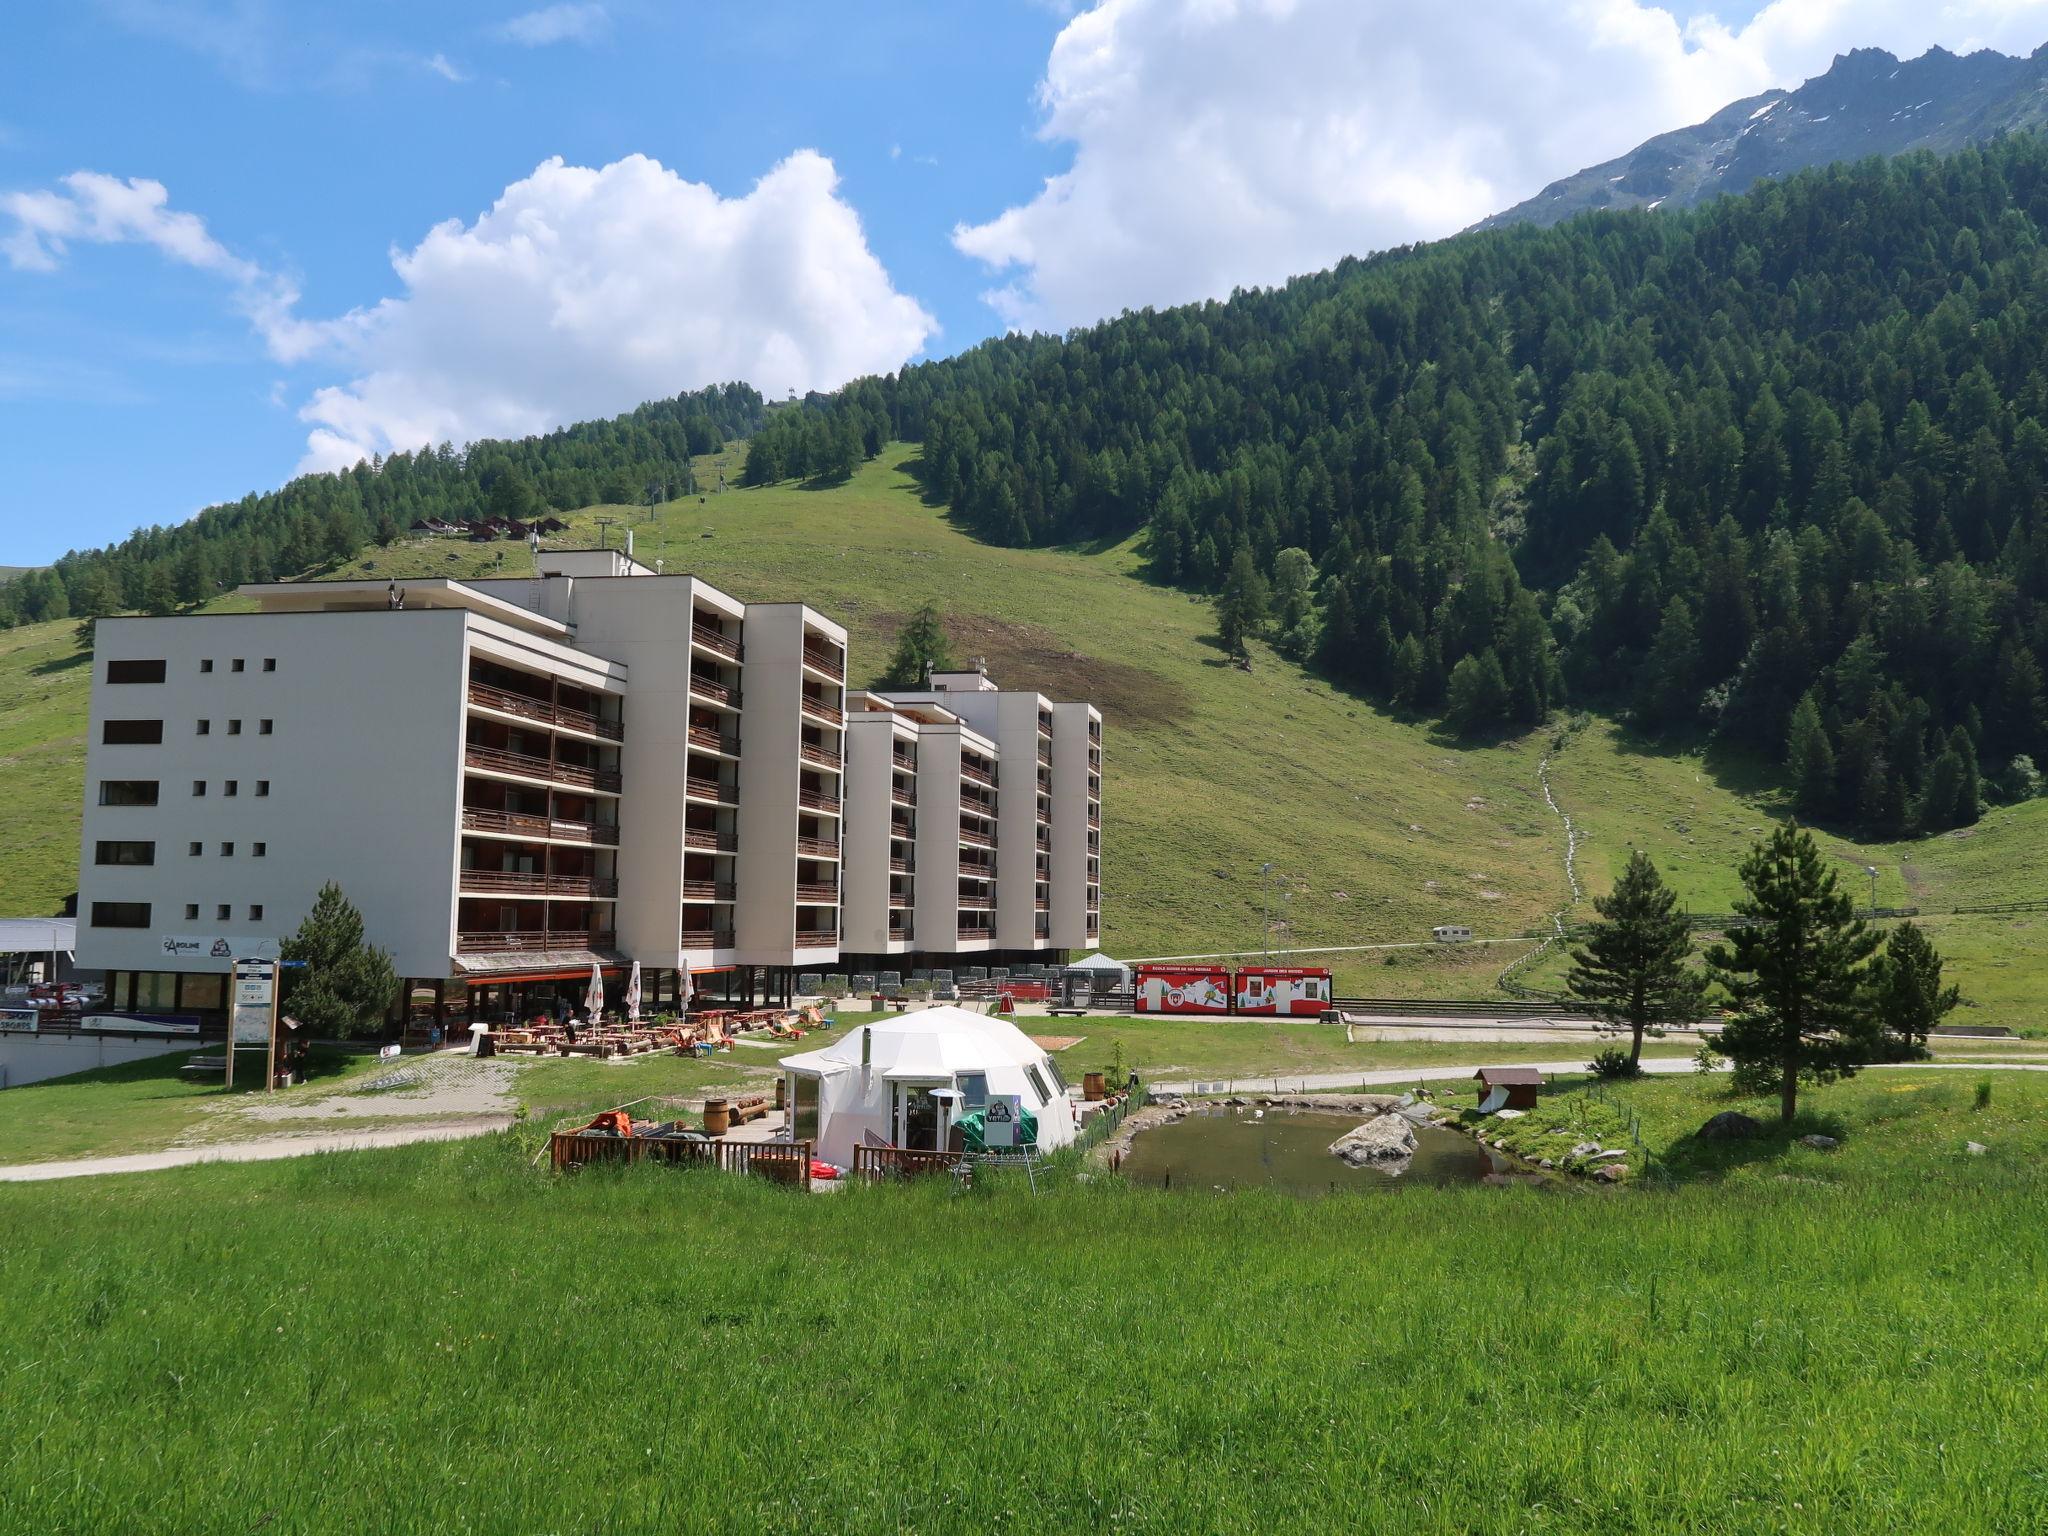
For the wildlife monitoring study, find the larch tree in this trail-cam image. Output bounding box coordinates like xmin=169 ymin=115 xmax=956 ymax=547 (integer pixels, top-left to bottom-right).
xmin=1215 ymin=549 xmax=1270 ymax=658
xmin=1565 ymin=850 xmax=1705 ymax=1071
xmin=1706 ymin=823 xmax=1883 ymax=1123
xmin=883 ymin=603 xmax=952 ymax=688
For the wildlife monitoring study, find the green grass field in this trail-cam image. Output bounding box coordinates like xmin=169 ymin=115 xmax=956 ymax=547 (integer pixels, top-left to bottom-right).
xmin=5 ymin=445 xmax=2046 ymax=1014
xmin=4 ymin=1066 xmax=2047 ymax=1532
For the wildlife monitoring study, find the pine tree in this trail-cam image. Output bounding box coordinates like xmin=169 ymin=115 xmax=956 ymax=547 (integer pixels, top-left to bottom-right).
xmin=140 ymin=564 xmax=177 ymax=616
xmin=279 ymin=882 xmax=398 ymax=1039
xmin=1215 ymin=549 xmax=1270 ymax=657
xmin=882 ymin=603 xmax=952 ymax=688
xmin=1444 ymin=649 xmax=1509 ymax=736
xmin=1785 ymin=691 xmax=1836 ymax=817
xmin=1564 ymin=850 xmax=1704 ymax=1070
xmin=1706 ymin=823 xmax=1883 ymax=1123
xmin=1863 ymin=921 xmax=1960 ymax=1059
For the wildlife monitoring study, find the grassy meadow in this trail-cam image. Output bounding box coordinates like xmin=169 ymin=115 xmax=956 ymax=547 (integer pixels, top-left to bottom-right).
xmin=5 ymin=1066 xmax=2048 ymax=1533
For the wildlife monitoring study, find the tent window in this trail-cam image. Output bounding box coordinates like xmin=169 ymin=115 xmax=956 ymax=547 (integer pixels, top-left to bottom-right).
xmin=1041 ymin=1055 xmax=1069 ymax=1094
xmin=1023 ymin=1064 xmax=1052 ymax=1106
xmin=957 ymin=1071 xmax=989 ymax=1109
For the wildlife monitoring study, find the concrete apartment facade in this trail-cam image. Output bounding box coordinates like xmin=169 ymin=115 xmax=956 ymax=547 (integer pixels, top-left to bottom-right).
xmin=73 ymin=553 xmax=1097 ymax=1027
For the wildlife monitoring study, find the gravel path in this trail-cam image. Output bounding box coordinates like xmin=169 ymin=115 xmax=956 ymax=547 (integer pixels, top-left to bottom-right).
xmin=0 ymin=1116 xmax=513 ymax=1183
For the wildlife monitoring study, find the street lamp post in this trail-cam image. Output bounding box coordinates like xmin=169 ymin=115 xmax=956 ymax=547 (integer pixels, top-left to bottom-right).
xmin=1865 ymin=865 xmax=1879 ymax=914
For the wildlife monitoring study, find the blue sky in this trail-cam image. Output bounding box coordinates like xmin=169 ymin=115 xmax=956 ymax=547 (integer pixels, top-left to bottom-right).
xmin=3 ymin=0 xmax=2040 ymax=564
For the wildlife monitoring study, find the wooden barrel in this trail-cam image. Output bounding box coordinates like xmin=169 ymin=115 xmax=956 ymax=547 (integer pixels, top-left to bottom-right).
xmin=1083 ymin=1071 xmax=1106 ymax=1102
xmin=774 ymin=1078 xmax=787 ymax=1111
xmin=703 ymin=1098 xmax=731 ymax=1136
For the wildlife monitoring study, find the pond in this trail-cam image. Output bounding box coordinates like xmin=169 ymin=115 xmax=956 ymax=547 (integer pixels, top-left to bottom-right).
xmin=1118 ymin=1107 xmax=1526 ymax=1195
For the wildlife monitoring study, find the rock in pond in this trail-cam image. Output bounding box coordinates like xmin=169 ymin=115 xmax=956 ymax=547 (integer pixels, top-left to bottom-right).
xmin=1699 ymin=1111 xmax=1762 ymax=1142
xmin=1329 ymin=1114 xmax=1417 ymax=1165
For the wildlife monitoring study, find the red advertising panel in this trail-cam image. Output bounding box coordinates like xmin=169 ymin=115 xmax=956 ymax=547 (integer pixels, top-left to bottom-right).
xmin=1134 ymin=965 xmax=1232 ymax=1015
xmin=1233 ymin=966 xmax=1333 ymax=1017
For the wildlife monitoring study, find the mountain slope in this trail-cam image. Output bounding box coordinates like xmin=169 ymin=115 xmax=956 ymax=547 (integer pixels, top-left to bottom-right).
xmin=1479 ymin=44 xmax=2048 ymax=230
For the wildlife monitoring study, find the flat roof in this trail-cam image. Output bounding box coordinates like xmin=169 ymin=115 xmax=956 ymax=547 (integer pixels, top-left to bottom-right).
xmin=0 ymin=917 xmax=74 ymax=955
xmin=239 ymin=578 xmax=570 ymax=639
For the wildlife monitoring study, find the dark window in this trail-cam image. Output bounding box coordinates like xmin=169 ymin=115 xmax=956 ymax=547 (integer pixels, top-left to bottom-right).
xmin=200 ymin=659 xmax=214 ymax=674
xmin=252 ymin=842 xmax=267 ymax=857
xmin=255 ymin=780 xmax=270 ymax=797
xmin=248 ymin=904 xmax=263 ymax=921
xmin=192 ymin=781 xmax=206 ymax=797
xmin=183 ymin=903 xmax=198 ymax=921
xmin=196 ymin=720 xmax=210 ymax=736
xmin=262 ymin=658 xmax=276 ymax=672
xmin=90 ymin=901 xmax=151 ymax=929
xmin=188 ymin=842 xmax=202 ymax=857
xmin=223 ymin=780 xmax=238 ymax=797
xmin=102 ymin=719 xmax=164 ymax=745
xmin=99 ymin=780 xmax=159 ymax=807
xmin=215 ymin=903 xmax=231 ymax=921
xmin=94 ymin=840 xmax=155 ymax=866
xmin=220 ymin=842 xmax=234 ymax=857
xmin=259 ymin=719 xmax=273 ymax=736
xmin=226 ymin=719 xmax=242 ymax=736
xmin=231 ymin=659 xmax=245 ymax=673
xmin=106 ymin=659 xmax=166 ymax=684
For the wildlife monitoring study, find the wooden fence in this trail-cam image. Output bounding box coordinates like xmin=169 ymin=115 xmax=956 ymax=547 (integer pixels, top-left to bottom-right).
xmin=851 ymin=1145 xmax=962 ymax=1182
xmin=549 ymin=1131 xmax=813 ymax=1190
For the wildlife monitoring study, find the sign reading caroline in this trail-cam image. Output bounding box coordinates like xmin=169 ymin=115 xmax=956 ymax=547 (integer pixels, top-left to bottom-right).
xmin=162 ymin=933 xmax=281 ymax=961
xmin=1233 ymin=966 xmax=1333 ymax=1017
xmin=1134 ymin=965 xmax=1232 ymax=1015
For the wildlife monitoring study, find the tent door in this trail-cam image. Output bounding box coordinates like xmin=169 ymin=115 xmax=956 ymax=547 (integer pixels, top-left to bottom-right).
xmin=895 ymin=1084 xmax=942 ymax=1151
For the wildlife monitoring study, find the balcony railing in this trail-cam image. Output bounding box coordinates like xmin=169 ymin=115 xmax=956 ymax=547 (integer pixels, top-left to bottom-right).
xmin=957 ymin=925 xmax=993 ymax=942
xmin=889 ymin=857 xmax=913 ymax=874
xmin=795 ymin=882 xmax=839 ymax=902
xmin=689 ymin=725 xmax=740 ymax=755
xmin=465 ymin=744 xmax=621 ymax=794
xmin=690 ymin=623 xmax=741 ymax=661
xmin=1088 ymin=812 xmax=1101 ymax=828
xmin=957 ymin=897 xmax=994 ymax=911
xmin=689 ymin=672 xmax=732 ymax=704
xmin=801 ymin=643 xmax=844 ymax=679
xmin=682 ymin=929 xmax=735 ymax=949
xmin=684 ymin=828 xmax=738 ymax=854
xmin=457 ymin=928 xmax=616 ymax=954
xmin=799 ymin=742 xmax=841 ymax=770
xmin=681 ymin=880 xmax=737 ymax=902
xmin=800 ymin=694 xmax=843 ymax=726
xmin=960 ymin=764 xmax=996 ymax=789
xmin=892 ymin=751 xmax=916 ymax=771
xmin=687 ymin=775 xmax=739 ymax=804
xmin=960 ymin=865 xmax=995 ymax=881
xmin=891 ymin=788 xmax=915 ymax=807
xmin=797 ymin=835 xmax=840 ymax=859
xmin=960 ymin=795 xmax=995 ymax=817
xmin=1037 ymin=746 xmax=1052 ymax=767
xmin=959 ymin=829 xmax=995 ymax=849
xmin=467 ymin=681 xmax=623 ymax=742
xmin=1035 ymin=899 xmax=1050 ymax=911
xmin=458 ymin=870 xmax=618 ymax=898
xmin=889 ymin=894 xmax=913 ymax=909
xmin=794 ymin=931 xmax=839 ymax=949
xmin=798 ymin=788 xmax=841 ymax=814
xmin=889 ymin=924 xmax=914 ymax=940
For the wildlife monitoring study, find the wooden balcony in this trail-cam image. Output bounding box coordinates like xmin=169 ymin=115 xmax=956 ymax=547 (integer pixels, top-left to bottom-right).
xmin=689 ymin=672 xmax=732 ymax=704
xmin=801 ymin=643 xmax=844 ymax=680
xmin=682 ymin=929 xmax=735 ymax=949
xmin=795 ymin=882 xmax=839 ymax=903
xmin=684 ymin=828 xmax=738 ymax=853
xmin=465 ymin=743 xmax=621 ymax=794
xmin=794 ymin=931 xmax=839 ymax=949
xmin=458 ymin=870 xmax=618 ymax=899
xmin=800 ymin=693 xmax=843 ymax=725
xmin=464 ymin=811 xmax=622 ymax=847
xmin=689 ymin=725 xmax=740 ymax=755
xmin=889 ymin=857 xmax=913 ymax=874
xmin=892 ymin=751 xmax=917 ymax=771
xmin=458 ymin=928 xmax=616 ymax=954
xmin=957 ymin=897 xmax=994 ymax=911
xmin=681 ymin=880 xmax=737 ymax=902
xmin=798 ymin=788 xmax=841 ymax=814
xmin=1088 ymin=812 xmax=1102 ymax=828
xmin=1037 ymin=745 xmax=1052 ymax=767
xmin=960 ymin=794 xmax=995 ymax=817
xmin=687 ymin=775 xmax=739 ymax=804
xmin=890 ymin=821 xmax=914 ymax=840
xmin=467 ymin=681 xmax=623 ymax=742
xmin=958 ymin=829 xmax=995 ymax=849
xmin=888 ymin=924 xmax=914 ymax=940
xmin=961 ymin=764 xmax=996 ymax=790
xmin=799 ymin=742 xmax=841 ymax=770
xmin=891 ymin=788 xmax=915 ymax=807
xmin=957 ymin=925 xmax=993 ymax=942
xmin=690 ymin=623 xmax=741 ymax=661
xmin=797 ymin=835 xmax=840 ymax=859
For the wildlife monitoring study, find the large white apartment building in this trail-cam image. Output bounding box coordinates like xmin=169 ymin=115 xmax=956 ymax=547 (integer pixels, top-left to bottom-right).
xmin=73 ymin=550 xmax=1100 ymax=1027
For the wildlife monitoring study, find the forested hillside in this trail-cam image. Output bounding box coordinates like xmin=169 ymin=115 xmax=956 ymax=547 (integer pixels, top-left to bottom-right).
xmin=743 ymin=137 xmax=2048 ymax=841
xmin=0 ymin=384 xmax=762 ymax=631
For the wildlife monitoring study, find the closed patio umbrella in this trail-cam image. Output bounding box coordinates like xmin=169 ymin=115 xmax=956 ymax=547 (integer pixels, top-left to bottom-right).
xmin=584 ymin=961 xmax=605 ymax=1023
xmin=624 ymin=960 xmax=642 ymax=1022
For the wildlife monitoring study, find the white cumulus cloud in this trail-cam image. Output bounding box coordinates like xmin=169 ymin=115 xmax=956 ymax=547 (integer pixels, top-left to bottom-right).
xmin=496 ymin=3 xmax=608 ymax=46
xmin=956 ymin=0 xmax=2048 ymax=331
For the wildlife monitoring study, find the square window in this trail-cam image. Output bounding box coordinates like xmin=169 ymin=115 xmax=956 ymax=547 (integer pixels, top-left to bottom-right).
xmin=192 ymin=780 xmax=206 ymax=797
xmin=196 ymin=719 xmax=210 ymax=736
xmin=248 ymin=904 xmax=263 ymax=921
xmin=200 ymin=659 xmax=214 ymax=674
xmin=252 ymin=842 xmax=267 ymax=857
xmin=224 ymin=780 xmax=238 ymax=797
xmin=227 ymin=719 xmax=242 ymax=736
xmin=259 ymin=719 xmax=273 ymax=735
xmin=188 ymin=841 xmax=202 ymax=857
xmin=216 ymin=903 xmax=231 ymax=921
xmin=262 ymin=658 xmax=276 ymax=672
xmin=220 ymin=842 xmax=234 ymax=857
xmin=231 ymin=659 xmax=245 ymax=673
xmin=184 ymin=903 xmax=198 ymax=921
xmin=256 ymin=780 xmax=269 ymax=797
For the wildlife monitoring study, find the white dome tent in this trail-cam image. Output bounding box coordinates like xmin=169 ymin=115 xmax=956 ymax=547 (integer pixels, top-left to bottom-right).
xmin=780 ymin=1006 xmax=1077 ymax=1166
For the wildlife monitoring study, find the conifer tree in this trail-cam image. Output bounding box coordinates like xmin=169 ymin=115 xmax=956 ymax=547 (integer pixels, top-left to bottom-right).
xmin=1565 ymin=850 xmax=1704 ymax=1070
xmin=1863 ymin=921 xmax=1960 ymax=1058
xmin=1785 ymin=691 xmax=1836 ymax=817
xmin=1216 ymin=549 xmax=1270 ymax=658
xmin=883 ymin=603 xmax=952 ymax=688
xmin=279 ymin=883 xmax=398 ymax=1039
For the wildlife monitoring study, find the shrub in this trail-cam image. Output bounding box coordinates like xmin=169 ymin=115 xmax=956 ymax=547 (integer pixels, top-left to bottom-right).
xmin=1975 ymin=1078 xmax=1993 ymax=1112
xmin=1694 ymin=1038 xmax=1726 ymax=1075
xmin=1590 ymin=1047 xmax=1642 ymax=1080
